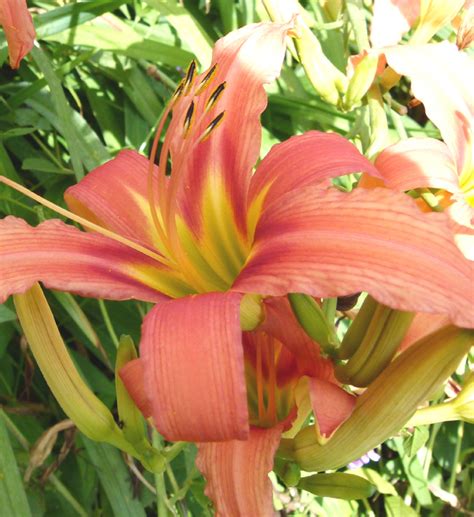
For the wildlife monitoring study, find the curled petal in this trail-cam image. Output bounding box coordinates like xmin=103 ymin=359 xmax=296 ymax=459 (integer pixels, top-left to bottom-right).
xmin=370 ymin=0 xmax=419 ymax=47
xmin=248 ymin=131 xmax=381 ymax=222
xmin=196 ymin=425 xmax=283 ymax=517
xmin=65 ymin=150 xmax=165 ymax=252
xmin=260 ymin=297 xmax=336 ymax=380
xmin=140 ymin=292 xmax=249 ymax=442
xmin=384 ymin=43 xmax=474 ymax=174
xmin=119 ymin=359 xmax=153 ymax=418
xmin=309 ymin=379 xmax=356 ymax=439
xmin=235 ymin=187 xmax=474 ymax=328
xmin=0 ymin=0 xmax=35 ymax=68
xmin=375 ymin=137 xmax=460 ymax=193
xmin=0 ymin=216 xmax=168 ymax=303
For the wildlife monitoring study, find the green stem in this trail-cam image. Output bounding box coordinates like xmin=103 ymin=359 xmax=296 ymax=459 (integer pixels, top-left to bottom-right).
xmin=153 ymin=431 xmax=170 ymax=516
xmin=98 ymin=300 xmax=119 ymax=348
xmin=164 ymin=441 xmax=187 ymax=462
xmin=448 ymin=421 xmax=464 ymax=493
xmin=423 ymin=422 xmax=442 ymax=478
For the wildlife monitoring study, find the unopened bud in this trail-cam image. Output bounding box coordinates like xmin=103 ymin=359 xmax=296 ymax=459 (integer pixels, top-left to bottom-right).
xmin=292 ymin=325 xmax=472 ymax=471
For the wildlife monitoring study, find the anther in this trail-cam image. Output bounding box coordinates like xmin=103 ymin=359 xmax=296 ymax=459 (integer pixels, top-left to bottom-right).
xmin=183 ymin=101 xmax=195 ymax=137
xmin=171 ymin=80 xmax=185 ymax=104
xmin=199 ymin=111 xmax=225 ymax=142
xmin=205 ymin=82 xmax=226 ymax=111
xmin=183 ymin=59 xmax=197 ymax=95
xmin=195 ymin=64 xmax=218 ymax=95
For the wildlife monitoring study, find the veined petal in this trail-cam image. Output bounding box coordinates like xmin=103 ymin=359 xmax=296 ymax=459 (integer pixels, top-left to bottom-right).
xmin=370 ymin=0 xmax=420 ymax=47
xmin=248 ymin=131 xmax=380 ymax=233
xmin=375 ymin=137 xmax=460 ymax=193
xmin=384 ymin=43 xmax=474 ymax=175
xmin=309 ymin=379 xmax=356 ymax=439
xmin=65 ymin=150 xmax=166 ymax=253
xmin=196 ymin=425 xmax=283 ymax=517
xmin=0 ymin=0 xmax=35 ymax=69
xmin=234 ymin=187 xmax=474 ymax=328
xmin=140 ymin=292 xmax=249 ymax=442
xmin=119 ymin=359 xmax=153 ymax=419
xmin=166 ymin=22 xmax=292 ymax=240
xmin=0 ymin=216 xmax=170 ymax=303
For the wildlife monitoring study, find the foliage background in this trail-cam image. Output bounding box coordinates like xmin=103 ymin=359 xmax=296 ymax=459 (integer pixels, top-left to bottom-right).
xmin=0 ymin=1 xmax=472 ymax=515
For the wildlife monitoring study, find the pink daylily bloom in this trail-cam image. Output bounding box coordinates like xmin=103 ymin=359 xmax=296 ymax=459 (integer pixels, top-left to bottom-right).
xmin=1 ymin=21 xmax=474 ymax=514
xmin=374 ymin=43 xmax=474 ymax=255
xmin=370 ymin=0 xmax=465 ymax=47
xmin=0 ymin=0 xmax=35 ymax=69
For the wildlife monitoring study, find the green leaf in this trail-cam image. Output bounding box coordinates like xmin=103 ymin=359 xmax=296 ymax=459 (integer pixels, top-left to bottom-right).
xmin=348 ymin=467 xmax=397 ymax=496
xmin=44 ymin=15 xmax=194 ymax=67
xmin=403 ymin=426 xmax=430 ymax=458
xmin=81 ymin=437 xmax=146 ymax=517
xmin=22 ymin=158 xmax=72 ymax=175
xmin=145 ymin=0 xmax=213 ymax=65
xmin=385 ymin=495 xmax=419 ymax=517
xmin=393 ymin=437 xmax=433 ymax=506
xmin=297 ymin=472 xmax=375 ymax=500
xmin=0 ymin=409 xmax=32 ymax=517
xmin=35 ymin=0 xmax=128 ymax=39
xmin=30 ymin=47 xmax=85 ymax=180
xmin=0 ymin=305 xmax=16 ymax=324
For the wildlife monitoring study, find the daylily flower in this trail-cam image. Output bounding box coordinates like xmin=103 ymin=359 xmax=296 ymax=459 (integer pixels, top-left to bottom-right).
xmin=1 ymin=20 xmax=473 ymax=515
xmin=0 ymin=0 xmax=36 ymax=69
xmin=370 ymin=0 xmax=466 ymax=48
xmin=373 ymin=42 xmax=474 ymax=257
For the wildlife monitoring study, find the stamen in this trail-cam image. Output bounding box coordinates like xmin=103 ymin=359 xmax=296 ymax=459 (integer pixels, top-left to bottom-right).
xmin=199 ymin=111 xmax=226 ymax=142
xmin=183 ymin=101 xmax=195 ymax=137
xmin=266 ymin=340 xmax=277 ymax=425
xmin=171 ymin=80 xmax=185 ymax=103
xmin=205 ymin=82 xmax=226 ymax=111
xmin=256 ymin=340 xmax=264 ymax=421
xmin=0 ymin=175 xmax=172 ymax=267
xmin=195 ymin=64 xmax=218 ymax=95
xmin=183 ymin=59 xmax=197 ymax=96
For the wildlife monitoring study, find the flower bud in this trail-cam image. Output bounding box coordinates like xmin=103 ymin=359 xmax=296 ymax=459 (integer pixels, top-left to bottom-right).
xmin=291 ymin=325 xmax=472 ymax=471
xmin=14 ymin=284 xmax=130 ymax=450
xmin=288 ymin=293 xmax=339 ymax=355
xmin=297 ymin=472 xmax=375 ymax=500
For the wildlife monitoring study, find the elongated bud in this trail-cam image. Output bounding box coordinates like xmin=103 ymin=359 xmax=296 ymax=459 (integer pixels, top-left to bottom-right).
xmin=291 ymin=325 xmax=472 ymax=472
xmin=366 ymin=84 xmax=390 ymax=158
xmin=338 ymin=295 xmax=377 ymax=359
xmin=297 ymin=472 xmax=375 ymax=500
xmin=336 ymin=303 xmax=415 ymax=387
xmin=408 ymin=372 xmax=474 ymax=427
xmin=293 ymin=21 xmax=348 ymax=106
xmin=263 ymin=0 xmax=347 ymax=105
xmin=240 ymin=293 xmax=264 ymax=331
xmin=343 ymin=53 xmax=380 ymax=110
xmin=288 ymin=293 xmax=340 ymax=355
xmin=13 ymin=284 xmax=130 ymax=451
